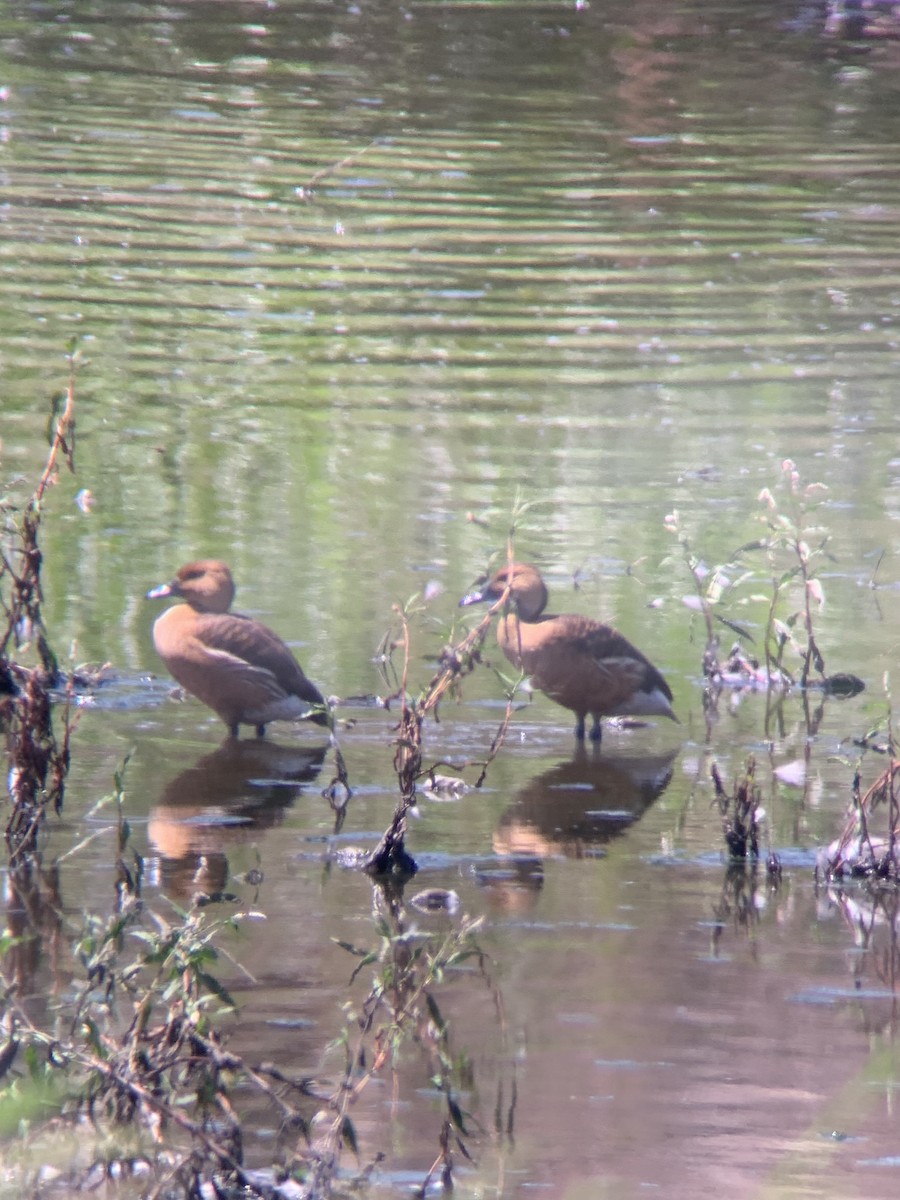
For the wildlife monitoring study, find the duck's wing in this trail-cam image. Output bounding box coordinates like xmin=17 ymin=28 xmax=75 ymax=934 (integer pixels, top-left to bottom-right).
xmin=193 ymin=613 xmax=326 ymax=708
xmin=574 ymin=617 xmax=673 ymax=701
xmin=526 ymin=613 xmax=674 ymax=715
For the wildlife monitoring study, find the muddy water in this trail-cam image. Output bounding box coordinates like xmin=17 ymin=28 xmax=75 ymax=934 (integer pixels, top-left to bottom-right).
xmin=4 ymin=1 xmax=900 ymax=1196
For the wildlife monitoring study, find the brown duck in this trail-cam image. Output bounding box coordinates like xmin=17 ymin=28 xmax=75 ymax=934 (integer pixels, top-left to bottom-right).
xmin=147 ymin=560 xmax=329 ymax=738
xmin=460 ymin=563 xmax=676 ymax=742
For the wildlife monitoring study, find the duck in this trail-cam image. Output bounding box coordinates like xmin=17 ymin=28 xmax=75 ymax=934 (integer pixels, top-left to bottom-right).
xmin=147 ymin=560 xmax=329 ymax=738
xmin=459 ymin=562 xmax=676 ymax=743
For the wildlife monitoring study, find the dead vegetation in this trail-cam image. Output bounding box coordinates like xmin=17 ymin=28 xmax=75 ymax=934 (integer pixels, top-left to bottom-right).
xmin=710 ymin=755 xmax=782 ymax=879
xmin=820 ymin=755 xmax=900 ymax=885
xmin=816 ymin=735 xmax=900 ymax=1015
xmin=711 ymin=757 xmax=765 ymax=862
xmin=366 ymin=549 xmax=519 ymax=878
xmin=1 ymin=349 xmax=80 ymax=859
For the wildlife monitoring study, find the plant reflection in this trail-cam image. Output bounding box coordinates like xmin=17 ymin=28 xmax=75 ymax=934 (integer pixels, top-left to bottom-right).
xmin=826 ymin=887 xmax=900 ymax=1028
xmin=3 ymin=858 xmax=64 ymax=1012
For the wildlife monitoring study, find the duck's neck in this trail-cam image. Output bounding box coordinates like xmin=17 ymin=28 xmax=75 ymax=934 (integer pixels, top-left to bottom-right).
xmin=513 ymin=581 xmax=548 ymax=622
xmin=497 ymin=611 xmax=526 ymax=661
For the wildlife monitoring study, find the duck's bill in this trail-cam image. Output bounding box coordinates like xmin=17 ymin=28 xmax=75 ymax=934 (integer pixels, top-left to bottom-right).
xmin=458 ymin=588 xmax=489 ymax=608
xmin=146 ymin=582 xmax=175 ymax=600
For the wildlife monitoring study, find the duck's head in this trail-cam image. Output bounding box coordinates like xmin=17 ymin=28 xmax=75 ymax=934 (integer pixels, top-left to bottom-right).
xmin=147 ymin=560 xmax=236 ymax=614
xmin=459 ymin=562 xmax=548 ymax=622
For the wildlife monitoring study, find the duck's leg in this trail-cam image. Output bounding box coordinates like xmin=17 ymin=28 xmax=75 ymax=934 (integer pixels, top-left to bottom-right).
xmin=589 ymin=716 xmax=603 ymax=743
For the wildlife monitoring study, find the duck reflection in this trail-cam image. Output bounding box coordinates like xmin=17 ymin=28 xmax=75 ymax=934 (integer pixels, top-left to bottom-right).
xmin=479 ymin=748 xmax=678 ymax=914
xmin=492 ymin=744 xmax=676 ymax=871
xmin=148 ymin=738 xmax=327 ymax=902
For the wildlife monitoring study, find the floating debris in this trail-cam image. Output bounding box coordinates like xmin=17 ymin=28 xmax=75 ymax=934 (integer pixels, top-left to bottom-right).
xmin=423 ymin=579 xmax=443 ymax=603
xmin=774 ymin=759 xmax=807 ymax=789
xmin=708 ymin=643 xmax=864 ymax=698
xmin=410 ymin=888 xmax=461 ymax=914
xmin=820 ymin=673 xmax=866 ymax=697
xmin=329 ymin=847 xmax=375 ymax=871
xmin=421 ymin=773 xmax=469 ymax=800
xmin=333 ymin=693 xmax=387 ymax=709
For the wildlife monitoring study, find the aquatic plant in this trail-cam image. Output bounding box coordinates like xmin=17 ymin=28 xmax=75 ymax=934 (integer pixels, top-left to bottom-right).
xmin=665 ymin=460 xmax=863 ymax=735
xmin=709 ymin=756 xmax=782 ymax=953
xmin=711 ymin=756 xmax=766 ymax=862
xmin=663 ymin=508 xmax=759 ymax=678
xmin=0 ymin=764 xmax=262 ymax=1195
xmin=311 ymin=891 xmax=496 ymax=1197
xmin=365 ymin=500 xmax=545 ymax=876
xmin=755 ymin=459 xmax=831 ymax=690
xmin=367 ymin=572 xmax=518 ymax=877
xmin=816 ymin=700 xmax=900 ymax=1003
xmin=1 ymin=343 xmax=81 ymax=858
xmin=828 ymin=758 xmax=900 ymax=881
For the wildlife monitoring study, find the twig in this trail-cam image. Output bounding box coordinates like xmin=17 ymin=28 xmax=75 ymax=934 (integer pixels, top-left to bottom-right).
xmin=298 ymin=138 xmax=383 ymax=198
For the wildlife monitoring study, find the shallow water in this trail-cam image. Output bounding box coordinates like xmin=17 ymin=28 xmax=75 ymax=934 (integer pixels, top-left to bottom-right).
xmin=4 ymin=1 xmax=900 ymax=1196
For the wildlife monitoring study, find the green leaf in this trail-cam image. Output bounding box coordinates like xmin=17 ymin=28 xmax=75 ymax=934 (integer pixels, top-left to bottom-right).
xmin=349 ymin=953 xmax=378 ymax=985
xmin=777 ymin=566 xmax=800 ymax=587
xmin=733 ymin=539 xmax=768 ymax=556
xmin=341 ymin=1116 xmax=359 ymax=1155
xmin=197 ymin=971 xmax=236 ymax=1009
xmin=713 ymin=614 xmax=754 ymax=642
xmin=448 ymin=1095 xmax=470 ymax=1134
xmin=81 ymin=1017 xmax=104 ymax=1057
xmin=425 ymin=993 xmax=446 ymax=1034
xmin=332 ymin=938 xmax=370 ymax=959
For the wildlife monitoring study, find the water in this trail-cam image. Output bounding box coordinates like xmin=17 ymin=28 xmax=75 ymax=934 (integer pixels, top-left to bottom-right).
xmin=3 ymin=1 xmax=900 ymax=1196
